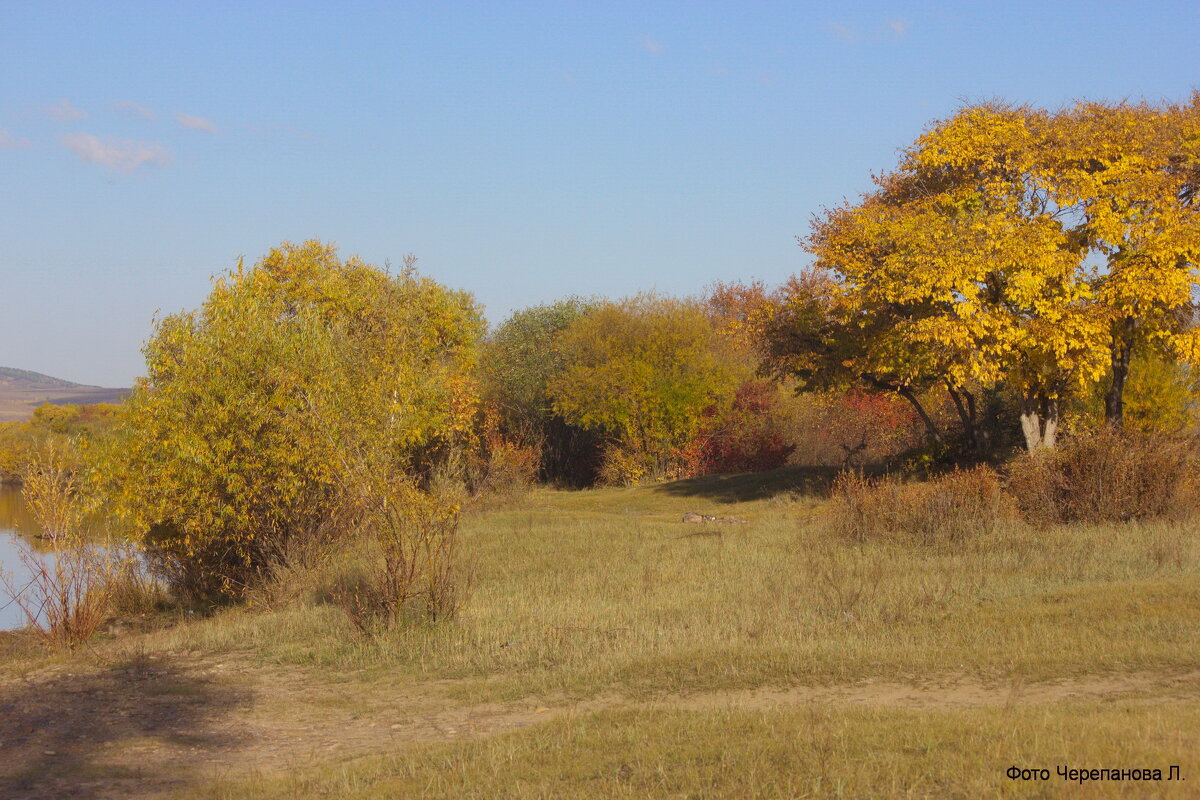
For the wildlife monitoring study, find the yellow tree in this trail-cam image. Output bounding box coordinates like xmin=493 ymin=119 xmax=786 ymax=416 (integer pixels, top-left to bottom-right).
xmin=805 ymin=104 xmax=1110 ymax=452
xmin=94 ymin=241 xmax=483 ymax=602
xmin=1037 ymin=98 xmax=1200 ymax=427
xmin=549 ymin=295 xmax=746 ymax=483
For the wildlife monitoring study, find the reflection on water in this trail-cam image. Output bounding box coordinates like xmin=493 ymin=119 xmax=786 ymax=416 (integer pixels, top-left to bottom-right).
xmin=1 ymin=485 xmax=45 ymax=630
xmin=0 ymin=484 xmax=42 ymax=539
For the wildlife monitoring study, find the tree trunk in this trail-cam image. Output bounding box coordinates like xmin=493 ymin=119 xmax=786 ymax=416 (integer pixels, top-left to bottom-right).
xmin=862 ymin=375 xmax=942 ymax=447
xmin=1020 ymin=393 xmax=1059 ymax=452
xmin=946 ymin=383 xmax=987 ymax=454
xmin=1105 ymin=317 xmax=1135 ymax=429
xmin=897 ymin=386 xmax=943 ymax=446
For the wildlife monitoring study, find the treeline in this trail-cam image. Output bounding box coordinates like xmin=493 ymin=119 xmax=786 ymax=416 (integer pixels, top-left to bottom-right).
xmin=490 ymin=96 xmax=1200 ymax=479
xmin=0 ymin=403 xmax=120 ymax=484
xmin=6 ymin=95 xmax=1198 ymax=615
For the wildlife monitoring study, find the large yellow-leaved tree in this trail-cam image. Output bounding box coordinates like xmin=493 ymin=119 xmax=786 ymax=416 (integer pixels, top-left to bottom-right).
xmin=802 ymin=99 xmax=1200 ymax=452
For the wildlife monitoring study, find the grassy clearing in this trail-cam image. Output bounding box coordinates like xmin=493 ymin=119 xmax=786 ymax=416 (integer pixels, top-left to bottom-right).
xmin=131 ymin=473 xmax=1200 ymax=704
xmin=2 ymin=467 xmax=1198 ymax=797
xmin=190 ymin=701 xmax=1200 ymax=799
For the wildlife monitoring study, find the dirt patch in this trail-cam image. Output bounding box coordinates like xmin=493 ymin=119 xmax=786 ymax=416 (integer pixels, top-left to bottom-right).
xmin=0 ymin=653 xmax=251 ymax=799
xmin=1 ymin=655 xmax=1195 ymax=799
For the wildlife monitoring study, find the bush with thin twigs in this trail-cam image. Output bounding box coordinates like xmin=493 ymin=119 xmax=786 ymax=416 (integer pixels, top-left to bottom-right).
xmin=828 ymin=466 xmax=1010 ymax=545
xmin=677 ymin=380 xmax=796 ymax=477
xmin=332 ymin=474 xmax=464 ymax=635
xmin=0 ymin=448 xmax=127 ymax=649
xmin=1007 ymin=429 xmax=1200 ymax=526
xmin=105 ymin=546 xmax=173 ymax=618
xmin=465 ymin=410 xmax=540 ymax=504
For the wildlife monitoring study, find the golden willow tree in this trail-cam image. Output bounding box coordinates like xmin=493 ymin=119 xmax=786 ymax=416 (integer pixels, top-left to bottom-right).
xmin=803 ymin=98 xmax=1200 ymax=452
xmin=94 ymin=241 xmax=483 ymax=601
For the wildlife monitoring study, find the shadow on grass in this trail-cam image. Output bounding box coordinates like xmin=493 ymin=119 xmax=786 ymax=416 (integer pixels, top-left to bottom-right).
xmin=0 ymin=645 xmax=250 ymax=798
xmin=654 ymin=465 xmax=838 ymax=504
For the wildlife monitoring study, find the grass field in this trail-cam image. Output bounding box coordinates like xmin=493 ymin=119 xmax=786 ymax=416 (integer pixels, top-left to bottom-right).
xmin=1 ymin=467 xmax=1197 ymax=798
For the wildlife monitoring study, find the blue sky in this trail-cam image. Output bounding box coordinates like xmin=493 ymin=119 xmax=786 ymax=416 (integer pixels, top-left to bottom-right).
xmin=2 ymin=1 xmax=1198 ymax=386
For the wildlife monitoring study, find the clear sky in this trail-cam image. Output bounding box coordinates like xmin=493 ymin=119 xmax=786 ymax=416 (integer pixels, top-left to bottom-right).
xmin=2 ymin=1 xmax=1198 ymax=386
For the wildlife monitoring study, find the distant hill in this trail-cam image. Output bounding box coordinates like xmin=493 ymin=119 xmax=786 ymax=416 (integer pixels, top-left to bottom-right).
xmin=0 ymin=366 xmax=84 ymax=390
xmin=0 ymin=366 xmax=130 ymax=422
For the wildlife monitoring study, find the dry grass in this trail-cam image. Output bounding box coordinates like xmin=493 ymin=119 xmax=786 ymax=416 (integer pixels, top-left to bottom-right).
xmin=828 ymin=466 xmax=1011 ymax=545
xmin=120 ymin=474 xmax=1200 ymax=703
xmin=188 ymin=701 xmax=1200 ymax=799
xmin=1 ymin=469 xmax=1198 ymax=796
xmin=1008 ymin=429 xmax=1200 ymax=525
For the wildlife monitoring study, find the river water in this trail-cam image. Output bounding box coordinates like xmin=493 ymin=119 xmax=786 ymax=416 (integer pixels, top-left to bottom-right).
xmin=0 ymin=485 xmax=43 ymax=630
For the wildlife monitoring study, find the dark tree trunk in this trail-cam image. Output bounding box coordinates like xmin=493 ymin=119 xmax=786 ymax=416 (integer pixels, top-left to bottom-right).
xmin=1105 ymin=317 xmax=1135 ymax=429
xmin=946 ymin=382 xmax=987 ymax=455
xmin=862 ymin=375 xmax=943 ymax=446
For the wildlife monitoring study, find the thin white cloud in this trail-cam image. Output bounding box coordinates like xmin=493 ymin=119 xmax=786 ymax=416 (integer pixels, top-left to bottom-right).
xmin=176 ymin=112 xmax=217 ymax=134
xmin=829 ymin=19 xmax=910 ymax=43
xmin=47 ymin=98 xmax=87 ymax=121
xmin=115 ymin=100 xmax=156 ymax=120
xmin=639 ymin=36 xmax=665 ymax=54
xmin=0 ymin=128 xmax=31 ymax=148
xmin=827 ymin=22 xmax=859 ymax=43
xmin=60 ymin=133 xmax=172 ymax=173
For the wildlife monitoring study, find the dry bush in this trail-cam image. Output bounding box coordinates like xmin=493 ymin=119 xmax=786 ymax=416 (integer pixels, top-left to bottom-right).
xmin=105 ymin=545 xmax=172 ymax=617
xmin=1007 ymin=429 xmax=1200 ymax=525
xmin=678 ymin=380 xmax=795 ymax=477
xmin=138 ymin=504 xmax=352 ymax=610
xmin=333 ymin=475 xmax=464 ymax=635
xmin=240 ymin=526 xmax=347 ymax=611
xmin=829 ymin=466 xmax=1010 ymax=545
xmin=1 ymin=448 xmax=127 ymax=649
xmin=781 ymin=390 xmax=927 ymax=469
xmin=466 ymin=423 xmax=540 ymax=502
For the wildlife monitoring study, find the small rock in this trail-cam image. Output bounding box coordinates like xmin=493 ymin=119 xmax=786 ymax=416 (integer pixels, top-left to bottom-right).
xmin=681 ymin=512 xmax=749 ymax=524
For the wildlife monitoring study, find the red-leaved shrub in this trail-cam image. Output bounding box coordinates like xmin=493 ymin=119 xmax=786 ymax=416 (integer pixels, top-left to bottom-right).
xmin=679 ymin=381 xmax=795 ymax=476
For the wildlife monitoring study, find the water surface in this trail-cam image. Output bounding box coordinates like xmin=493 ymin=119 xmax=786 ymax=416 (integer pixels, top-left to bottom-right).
xmin=0 ymin=485 xmax=44 ymax=631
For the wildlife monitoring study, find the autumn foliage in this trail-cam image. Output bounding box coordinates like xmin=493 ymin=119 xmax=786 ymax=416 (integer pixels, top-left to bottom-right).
xmin=51 ymin=96 xmax=1199 ymax=614
xmin=94 ymin=241 xmax=483 ymax=603
xmin=802 ymin=98 xmax=1200 ymax=452
xmin=678 ymin=381 xmax=795 ymax=476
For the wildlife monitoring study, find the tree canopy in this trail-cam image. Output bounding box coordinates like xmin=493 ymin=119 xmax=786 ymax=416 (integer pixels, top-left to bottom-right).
xmin=549 ymin=295 xmax=746 ymax=483
xmin=94 ymin=241 xmax=484 ymax=600
xmin=799 ymin=98 xmax=1200 ymax=452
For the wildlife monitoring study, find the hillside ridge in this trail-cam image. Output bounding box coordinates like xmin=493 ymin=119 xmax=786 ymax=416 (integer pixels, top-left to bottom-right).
xmin=0 ymin=367 xmax=129 ymax=422
xmin=0 ymin=366 xmax=88 ymax=389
